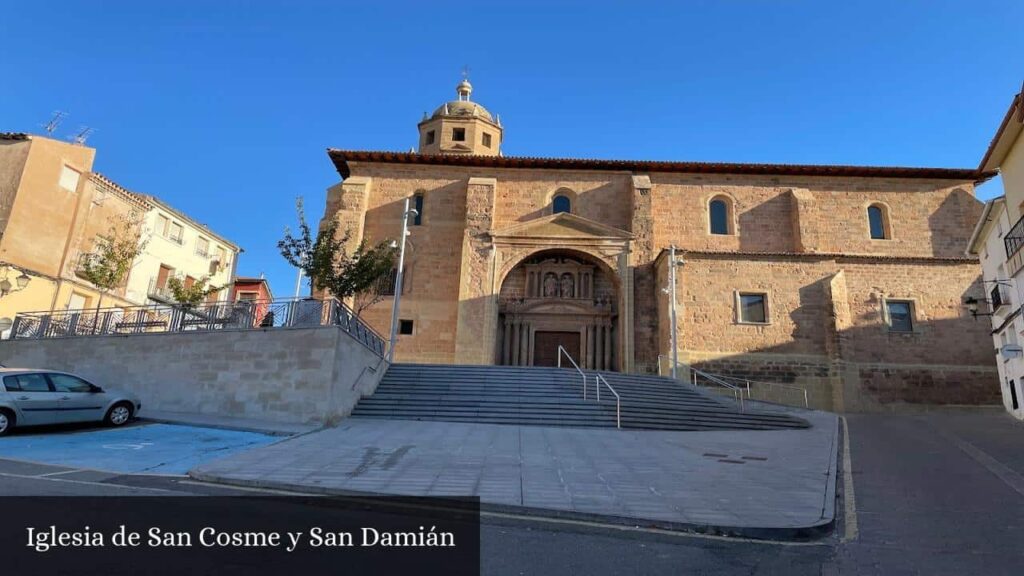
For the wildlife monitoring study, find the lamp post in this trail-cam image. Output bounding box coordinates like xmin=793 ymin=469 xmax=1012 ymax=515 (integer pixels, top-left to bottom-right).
xmin=386 ymin=197 xmax=418 ymax=363
xmin=0 ymin=269 xmax=30 ymax=298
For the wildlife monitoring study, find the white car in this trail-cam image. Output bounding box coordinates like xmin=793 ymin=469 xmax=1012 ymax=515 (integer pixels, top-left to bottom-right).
xmin=0 ymin=369 xmax=142 ymax=436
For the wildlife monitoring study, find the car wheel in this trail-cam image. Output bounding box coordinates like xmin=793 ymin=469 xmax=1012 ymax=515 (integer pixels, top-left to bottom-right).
xmin=0 ymin=409 xmax=14 ymax=436
xmin=105 ymin=402 xmax=133 ymax=427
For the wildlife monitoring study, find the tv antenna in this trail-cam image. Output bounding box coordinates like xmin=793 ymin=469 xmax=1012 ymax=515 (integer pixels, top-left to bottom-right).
xmin=70 ymin=126 xmax=95 ymax=145
xmin=42 ymin=111 xmax=68 ymax=135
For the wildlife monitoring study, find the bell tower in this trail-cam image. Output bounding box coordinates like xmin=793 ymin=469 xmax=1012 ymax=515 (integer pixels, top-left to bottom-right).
xmin=418 ymin=78 xmax=503 ymax=156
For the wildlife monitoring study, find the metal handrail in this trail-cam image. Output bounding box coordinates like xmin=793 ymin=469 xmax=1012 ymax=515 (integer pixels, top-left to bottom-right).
xmin=690 ymin=367 xmax=745 ymax=412
xmin=713 ymin=374 xmax=809 ymax=408
xmin=594 ymin=373 xmax=621 ymax=429
xmin=557 ymin=345 xmax=588 ymax=399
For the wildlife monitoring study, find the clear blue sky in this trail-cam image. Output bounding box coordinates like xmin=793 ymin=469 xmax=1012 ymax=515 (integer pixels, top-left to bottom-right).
xmin=2 ymin=1 xmax=1021 ymax=298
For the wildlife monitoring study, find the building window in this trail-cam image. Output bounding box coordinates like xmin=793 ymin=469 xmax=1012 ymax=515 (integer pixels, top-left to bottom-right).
xmin=195 ymin=236 xmax=210 ymax=258
xmin=868 ymin=204 xmax=889 ymax=239
xmin=452 ymin=127 xmax=466 ymax=142
xmin=425 ymin=130 xmax=435 ymax=145
xmin=378 ymin=268 xmax=398 ymax=296
xmin=885 ymin=300 xmax=914 ymax=332
xmin=59 ymin=165 xmax=81 ymax=192
xmin=399 ymin=319 xmax=414 ymax=335
xmin=553 ymin=195 xmax=571 ymax=214
xmin=709 ymin=197 xmax=732 ymax=235
xmin=737 ymin=292 xmax=768 ymax=324
xmin=482 ymin=132 xmax=492 ymax=148
xmin=413 ymin=193 xmax=424 ymax=226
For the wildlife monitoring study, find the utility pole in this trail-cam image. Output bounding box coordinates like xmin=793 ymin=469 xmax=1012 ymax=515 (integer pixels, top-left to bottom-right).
xmin=293 ymin=268 xmax=304 ymax=298
xmin=387 ymin=197 xmax=418 ymax=363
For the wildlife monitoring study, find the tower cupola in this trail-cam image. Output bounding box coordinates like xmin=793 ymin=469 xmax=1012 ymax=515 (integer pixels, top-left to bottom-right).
xmin=418 ymin=77 xmax=503 ymax=156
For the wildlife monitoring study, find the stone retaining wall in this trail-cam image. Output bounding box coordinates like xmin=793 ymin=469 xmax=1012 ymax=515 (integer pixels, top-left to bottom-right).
xmin=0 ymin=326 xmax=386 ymax=425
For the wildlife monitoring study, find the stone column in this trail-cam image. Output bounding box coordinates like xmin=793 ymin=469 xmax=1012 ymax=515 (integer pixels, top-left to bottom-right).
xmin=519 ymin=322 xmax=530 ymax=366
xmin=510 ymin=320 xmax=520 ymax=366
xmin=595 ymin=321 xmax=604 ymax=371
xmin=604 ymin=322 xmax=612 ymax=371
xmin=628 ymin=174 xmax=653 ymax=373
xmin=502 ymin=316 xmax=511 ymax=365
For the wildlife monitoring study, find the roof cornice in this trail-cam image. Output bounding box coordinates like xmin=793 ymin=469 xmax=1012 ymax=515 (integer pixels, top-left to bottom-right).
xmin=979 ymin=91 xmax=1024 ymax=172
xmin=328 ymin=149 xmax=993 ymax=183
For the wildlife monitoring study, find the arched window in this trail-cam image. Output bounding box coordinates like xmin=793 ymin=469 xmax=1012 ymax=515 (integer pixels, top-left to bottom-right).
xmin=709 ymin=198 xmax=731 ymax=235
xmin=867 ymin=204 xmax=889 ymax=239
xmin=553 ymin=195 xmax=571 ymax=214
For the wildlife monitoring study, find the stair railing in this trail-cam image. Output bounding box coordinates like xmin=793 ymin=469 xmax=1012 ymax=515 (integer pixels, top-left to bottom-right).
xmin=594 ymin=374 xmax=621 ymax=429
xmin=690 ymin=367 xmax=746 ymax=413
xmin=713 ymin=374 xmax=809 ymax=408
xmin=558 ymin=345 xmax=588 ymax=399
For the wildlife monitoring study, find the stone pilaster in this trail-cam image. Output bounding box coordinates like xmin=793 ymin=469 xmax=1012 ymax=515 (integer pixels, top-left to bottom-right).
xmin=454 ymin=177 xmax=498 ymax=364
xmin=629 ymin=174 xmax=654 ymax=373
xmin=315 ymin=176 xmax=371 ymax=300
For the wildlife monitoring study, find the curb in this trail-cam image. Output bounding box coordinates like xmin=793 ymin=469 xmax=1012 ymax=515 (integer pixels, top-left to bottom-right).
xmin=187 ymin=470 xmax=838 ymax=542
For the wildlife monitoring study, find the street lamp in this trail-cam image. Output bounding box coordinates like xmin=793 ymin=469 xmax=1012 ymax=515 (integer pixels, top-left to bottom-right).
xmin=386 ymin=197 xmax=418 ymax=363
xmin=963 ymin=296 xmax=992 ymax=320
xmin=0 ymin=268 xmax=31 ymax=297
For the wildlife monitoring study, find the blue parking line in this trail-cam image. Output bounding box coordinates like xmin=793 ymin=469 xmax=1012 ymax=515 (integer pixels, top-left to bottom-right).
xmin=0 ymin=423 xmax=278 ymax=475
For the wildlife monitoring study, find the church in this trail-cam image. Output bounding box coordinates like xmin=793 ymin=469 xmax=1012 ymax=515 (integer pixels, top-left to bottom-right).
xmin=319 ymin=78 xmax=998 ymax=411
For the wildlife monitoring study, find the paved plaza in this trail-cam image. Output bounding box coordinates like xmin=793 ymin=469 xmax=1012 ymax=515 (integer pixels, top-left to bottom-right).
xmin=191 ymin=408 xmax=839 ymax=537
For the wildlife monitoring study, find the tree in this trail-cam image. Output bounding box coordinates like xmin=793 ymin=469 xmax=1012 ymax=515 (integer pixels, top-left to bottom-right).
xmin=167 ymin=276 xmax=221 ymax=309
xmin=78 ymin=212 xmax=147 ymax=311
xmin=278 ymin=198 xmax=397 ymax=312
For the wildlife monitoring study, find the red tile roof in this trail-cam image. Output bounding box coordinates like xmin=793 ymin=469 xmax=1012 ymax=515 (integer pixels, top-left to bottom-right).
xmin=328 ymin=149 xmax=993 ymax=182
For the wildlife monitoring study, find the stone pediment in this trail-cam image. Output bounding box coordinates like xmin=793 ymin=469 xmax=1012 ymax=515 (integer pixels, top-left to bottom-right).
xmin=491 ymin=213 xmax=633 ymax=240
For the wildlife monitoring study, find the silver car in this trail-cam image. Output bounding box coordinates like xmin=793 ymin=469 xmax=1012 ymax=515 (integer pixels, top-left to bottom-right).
xmin=0 ymin=369 xmax=142 ymax=436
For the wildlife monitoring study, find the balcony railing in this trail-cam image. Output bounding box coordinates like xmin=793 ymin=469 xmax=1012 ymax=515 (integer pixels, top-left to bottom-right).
xmin=1005 ymin=215 xmax=1024 ymax=275
xmin=991 ymin=284 xmax=1007 ymax=311
xmin=9 ymin=297 xmax=387 ymax=357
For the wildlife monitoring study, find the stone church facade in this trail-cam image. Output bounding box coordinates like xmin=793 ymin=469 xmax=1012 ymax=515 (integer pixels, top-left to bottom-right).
xmin=319 ymin=79 xmax=999 ymax=411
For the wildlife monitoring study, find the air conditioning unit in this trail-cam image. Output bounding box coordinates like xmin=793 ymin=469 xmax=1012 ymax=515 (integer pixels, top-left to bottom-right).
xmin=1000 ymin=345 xmax=1023 ymax=359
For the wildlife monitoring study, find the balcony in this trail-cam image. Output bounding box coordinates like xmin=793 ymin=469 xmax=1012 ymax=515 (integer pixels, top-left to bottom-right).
xmin=148 ymin=277 xmax=177 ymax=303
xmin=991 ymin=284 xmax=1010 ymax=312
xmin=1004 ymin=214 xmax=1024 ymax=275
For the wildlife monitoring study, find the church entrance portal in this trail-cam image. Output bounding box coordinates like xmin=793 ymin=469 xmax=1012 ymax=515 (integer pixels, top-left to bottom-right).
xmin=497 ymin=251 xmax=618 ymax=371
xmin=533 ymin=331 xmax=581 ymax=367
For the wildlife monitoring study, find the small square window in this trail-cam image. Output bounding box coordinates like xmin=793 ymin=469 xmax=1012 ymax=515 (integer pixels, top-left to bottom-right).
xmin=738 ymin=293 xmax=767 ymax=324
xmin=425 ymin=130 xmax=435 ymax=145
xmin=482 ymin=133 xmax=492 ymax=148
xmin=59 ymin=165 xmax=81 ymax=192
xmin=885 ymin=300 xmax=914 ymax=332
xmin=399 ymin=319 xmax=414 ymax=335
xmin=452 ymin=128 xmax=465 ymax=142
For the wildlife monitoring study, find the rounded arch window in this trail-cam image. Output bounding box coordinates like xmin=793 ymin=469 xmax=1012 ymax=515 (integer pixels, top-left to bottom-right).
xmin=552 ymin=195 xmax=572 ymax=214
xmin=709 ymin=197 xmax=733 ymax=235
xmin=867 ymin=204 xmax=890 ymax=239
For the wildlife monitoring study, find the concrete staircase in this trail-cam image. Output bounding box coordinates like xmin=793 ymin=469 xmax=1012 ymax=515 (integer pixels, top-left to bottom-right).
xmin=351 ymin=363 xmax=810 ymax=431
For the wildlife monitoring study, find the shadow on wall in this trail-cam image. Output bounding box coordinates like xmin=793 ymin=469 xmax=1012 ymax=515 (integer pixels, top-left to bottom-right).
xmin=684 ymin=309 xmax=999 ymax=412
xmin=928 ymin=187 xmax=985 ymax=258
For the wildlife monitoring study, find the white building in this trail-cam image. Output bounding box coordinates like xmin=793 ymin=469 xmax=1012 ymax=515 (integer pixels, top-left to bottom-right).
xmin=124 ymin=193 xmax=241 ymax=305
xmin=967 ymin=87 xmax=1024 ymax=420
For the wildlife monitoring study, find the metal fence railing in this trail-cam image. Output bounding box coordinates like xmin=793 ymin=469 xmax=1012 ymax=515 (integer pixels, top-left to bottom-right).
xmin=9 ymin=297 xmax=387 ymax=357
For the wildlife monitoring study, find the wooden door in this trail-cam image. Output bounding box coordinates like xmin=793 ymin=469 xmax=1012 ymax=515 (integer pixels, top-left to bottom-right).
xmin=533 ymin=331 xmax=581 ymax=367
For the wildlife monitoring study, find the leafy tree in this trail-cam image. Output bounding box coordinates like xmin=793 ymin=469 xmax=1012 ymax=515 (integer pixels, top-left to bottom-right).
xmin=167 ymin=275 xmax=221 ymax=308
xmin=78 ymin=212 xmax=147 ymax=311
xmin=278 ymin=198 xmax=397 ymax=312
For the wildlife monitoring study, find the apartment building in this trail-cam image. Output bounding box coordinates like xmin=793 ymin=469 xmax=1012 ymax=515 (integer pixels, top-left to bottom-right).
xmin=967 ymin=87 xmax=1024 ymax=420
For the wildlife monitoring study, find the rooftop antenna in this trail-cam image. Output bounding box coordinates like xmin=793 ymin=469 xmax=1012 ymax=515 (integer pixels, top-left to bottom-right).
xmin=42 ymin=111 xmax=68 ymax=136
xmin=70 ymin=126 xmax=94 ymax=145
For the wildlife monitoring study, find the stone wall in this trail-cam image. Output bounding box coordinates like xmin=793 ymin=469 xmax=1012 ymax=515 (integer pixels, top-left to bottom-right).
xmin=0 ymin=326 xmax=386 ymax=425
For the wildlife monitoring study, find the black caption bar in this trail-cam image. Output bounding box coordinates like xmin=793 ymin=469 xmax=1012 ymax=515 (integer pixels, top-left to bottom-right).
xmin=2 ymin=496 xmax=480 ymax=575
